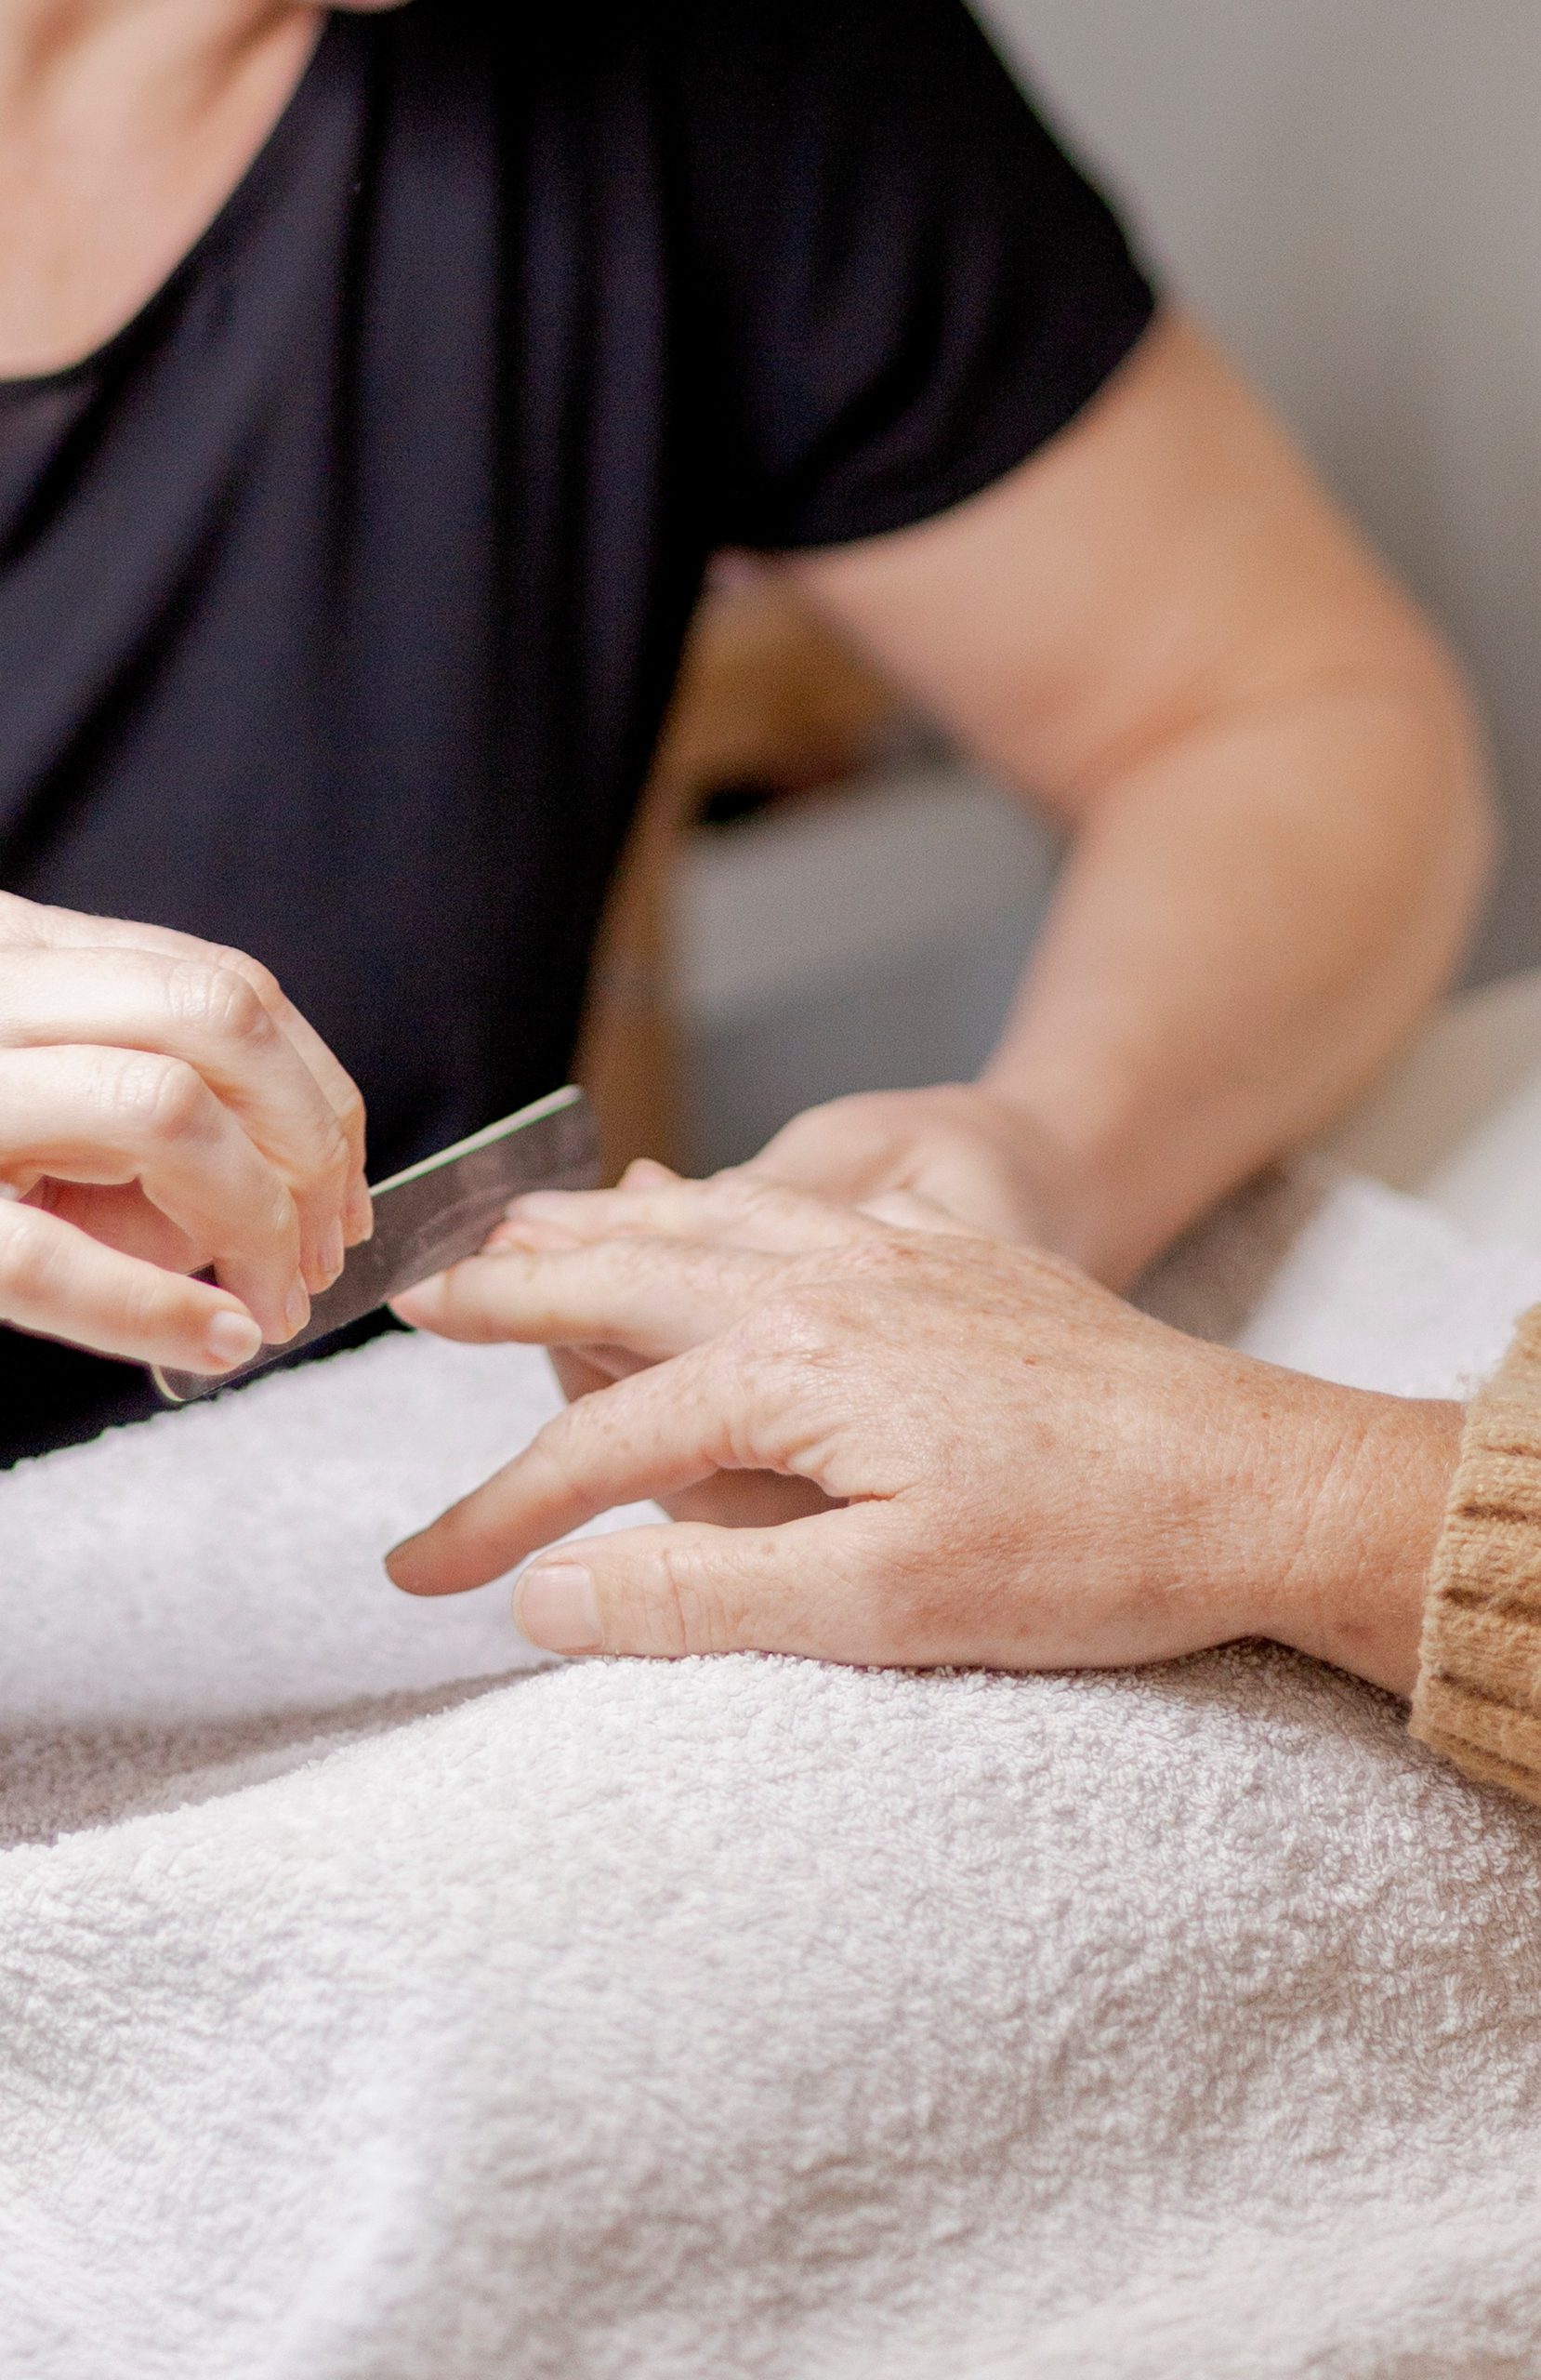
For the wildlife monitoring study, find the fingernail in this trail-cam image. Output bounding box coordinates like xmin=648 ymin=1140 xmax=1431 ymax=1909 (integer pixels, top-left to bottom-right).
xmin=204 ymin=1311 xmax=263 ymax=1372
xmin=384 ymin=1536 xmax=423 ymax=1589
xmin=516 ymin=1565 xmax=604 ymax=1655
xmin=347 ymin=1176 xmax=375 ymax=1243
xmin=284 ymin=1277 xmax=310 ymax=1336
xmin=321 ymin=1218 xmax=345 ymax=1280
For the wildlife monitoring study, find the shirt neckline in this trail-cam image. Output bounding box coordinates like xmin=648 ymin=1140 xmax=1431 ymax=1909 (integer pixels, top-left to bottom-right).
xmin=0 ymin=10 xmax=348 ymax=401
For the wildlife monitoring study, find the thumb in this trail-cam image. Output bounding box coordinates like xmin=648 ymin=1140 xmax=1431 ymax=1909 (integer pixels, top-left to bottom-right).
xmin=514 ymin=1506 xmax=900 ymax=1663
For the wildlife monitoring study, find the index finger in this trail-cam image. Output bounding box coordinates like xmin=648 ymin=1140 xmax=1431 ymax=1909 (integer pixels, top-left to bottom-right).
xmin=390 ymin=1236 xmax=781 ymax=1354
xmin=0 ymin=946 xmax=355 ymax=1287
xmin=386 ymin=1342 xmax=751 ymax=1595
xmin=29 ymin=906 xmax=370 ymax=1231
xmin=508 ymin=1169 xmax=886 ymax=1258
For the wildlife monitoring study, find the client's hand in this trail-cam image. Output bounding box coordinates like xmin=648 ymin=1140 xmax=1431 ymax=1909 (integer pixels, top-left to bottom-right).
xmin=0 ymin=892 xmax=370 ymax=1373
xmin=387 ymin=1172 xmax=1460 ymax=1695
xmin=740 ymin=1082 xmax=1073 ymax=1253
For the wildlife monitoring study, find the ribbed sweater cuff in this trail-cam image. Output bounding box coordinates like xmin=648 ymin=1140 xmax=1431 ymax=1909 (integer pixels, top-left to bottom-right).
xmin=1412 ymin=1304 xmax=1541 ymax=1803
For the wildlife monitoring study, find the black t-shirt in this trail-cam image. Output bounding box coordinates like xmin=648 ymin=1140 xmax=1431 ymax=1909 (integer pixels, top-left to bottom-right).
xmin=0 ymin=0 xmax=1155 ymax=1462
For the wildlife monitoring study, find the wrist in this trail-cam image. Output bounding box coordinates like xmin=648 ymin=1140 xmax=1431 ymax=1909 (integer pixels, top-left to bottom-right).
xmin=973 ymin=1065 xmax=1158 ymax=1285
xmin=1253 ymin=1386 xmax=1464 ymax=1697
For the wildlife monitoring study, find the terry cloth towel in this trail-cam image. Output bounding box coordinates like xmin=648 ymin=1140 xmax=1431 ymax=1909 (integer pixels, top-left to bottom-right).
xmin=7 ymin=1164 xmax=1541 ymax=2379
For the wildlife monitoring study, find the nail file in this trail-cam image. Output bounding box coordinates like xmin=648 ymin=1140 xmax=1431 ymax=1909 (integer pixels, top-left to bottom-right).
xmin=151 ymin=1084 xmax=600 ymax=1407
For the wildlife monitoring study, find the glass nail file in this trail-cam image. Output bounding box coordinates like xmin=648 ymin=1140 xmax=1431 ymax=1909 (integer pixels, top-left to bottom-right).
xmin=151 ymin=1083 xmax=600 ymax=1407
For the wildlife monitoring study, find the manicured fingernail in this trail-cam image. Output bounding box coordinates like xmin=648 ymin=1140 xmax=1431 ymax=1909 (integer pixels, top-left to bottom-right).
xmin=204 ymin=1311 xmax=263 ymax=1372
xmin=321 ymin=1218 xmax=345 ymax=1280
xmin=284 ymin=1277 xmax=310 ymax=1335
xmin=516 ymin=1565 xmax=604 ymax=1654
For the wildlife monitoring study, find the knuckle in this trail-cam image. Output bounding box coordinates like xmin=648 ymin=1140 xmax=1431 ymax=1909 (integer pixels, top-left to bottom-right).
xmin=648 ymin=1542 xmax=737 ymax=1658
xmin=735 ymin=1290 xmax=825 ymax=1366
xmin=820 ymin=1234 xmax=942 ymax=1318
xmin=263 ymin=1180 xmax=301 ymax=1254
xmin=298 ymin=1115 xmax=351 ymax=1200
xmin=207 ymin=1169 xmax=296 ymax=1264
xmin=738 ymin=1248 xmax=895 ymax=1350
xmin=599 ymin=1235 xmax=652 ymax=1286
xmin=167 ymin=959 xmax=270 ymax=1049
xmin=0 ymin=1208 xmax=56 ymax=1308
xmin=112 ymin=1051 xmax=211 ymax=1145
xmin=114 ymin=1264 xmax=178 ymax=1348
xmin=208 ymin=946 xmax=283 ymax=1014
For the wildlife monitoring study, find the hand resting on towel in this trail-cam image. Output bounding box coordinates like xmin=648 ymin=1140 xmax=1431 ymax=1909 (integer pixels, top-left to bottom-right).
xmin=0 ymin=892 xmax=369 ymax=1374
xmin=387 ymin=1167 xmax=1460 ymax=1697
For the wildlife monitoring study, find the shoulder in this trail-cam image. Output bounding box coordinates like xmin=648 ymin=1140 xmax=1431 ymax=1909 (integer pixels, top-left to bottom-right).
xmin=644 ymin=0 xmax=1010 ymax=83
xmin=381 ymin=0 xmax=1016 ymax=128
xmin=516 ymin=0 xmax=1017 ymax=102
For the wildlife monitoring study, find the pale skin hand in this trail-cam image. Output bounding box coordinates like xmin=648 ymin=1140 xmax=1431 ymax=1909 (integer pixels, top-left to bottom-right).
xmin=0 ymin=892 xmax=370 ymax=1373
xmin=387 ymin=1173 xmax=1463 ymax=1699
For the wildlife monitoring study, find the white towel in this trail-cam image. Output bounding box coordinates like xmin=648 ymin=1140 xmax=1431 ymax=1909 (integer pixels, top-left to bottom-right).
xmin=6 ymin=1164 xmax=1541 ymax=2378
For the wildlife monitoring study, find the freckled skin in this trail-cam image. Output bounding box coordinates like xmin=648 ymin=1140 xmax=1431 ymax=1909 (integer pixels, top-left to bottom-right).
xmin=389 ymin=1170 xmax=1462 ymax=1694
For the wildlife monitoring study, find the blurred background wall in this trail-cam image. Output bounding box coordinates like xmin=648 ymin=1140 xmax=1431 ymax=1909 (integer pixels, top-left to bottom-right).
xmin=981 ymin=0 xmax=1541 ymax=984
xmin=589 ymin=0 xmax=1541 ymax=1172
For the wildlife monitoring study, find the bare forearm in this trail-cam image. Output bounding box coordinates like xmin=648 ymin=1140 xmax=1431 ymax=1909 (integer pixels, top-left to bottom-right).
xmin=788 ymin=317 xmax=1496 ymax=1283
xmin=982 ymin=658 xmax=1494 ymax=1285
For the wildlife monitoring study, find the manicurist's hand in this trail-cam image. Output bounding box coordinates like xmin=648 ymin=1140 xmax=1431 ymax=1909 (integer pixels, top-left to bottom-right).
xmin=0 ymin=892 xmax=370 ymax=1373
xmin=386 ymin=1170 xmax=1461 ymax=1696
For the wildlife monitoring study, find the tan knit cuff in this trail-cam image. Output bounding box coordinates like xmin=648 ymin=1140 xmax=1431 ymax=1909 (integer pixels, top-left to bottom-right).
xmin=1412 ymin=1304 xmax=1541 ymax=1803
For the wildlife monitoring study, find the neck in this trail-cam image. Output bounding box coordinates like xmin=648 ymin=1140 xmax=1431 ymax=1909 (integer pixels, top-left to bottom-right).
xmin=0 ymin=0 xmax=322 ymax=378
xmin=0 ymin=2 xmax=301 ymax=89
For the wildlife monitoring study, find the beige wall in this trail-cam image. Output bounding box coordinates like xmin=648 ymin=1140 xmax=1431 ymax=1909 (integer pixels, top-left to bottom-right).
xmin=979 ymin=0 xmax=1541 ymax=979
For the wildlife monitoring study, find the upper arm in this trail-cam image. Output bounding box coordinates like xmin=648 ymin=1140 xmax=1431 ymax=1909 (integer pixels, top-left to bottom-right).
xmin=784 ymin=312 xmax=1463 ymax=820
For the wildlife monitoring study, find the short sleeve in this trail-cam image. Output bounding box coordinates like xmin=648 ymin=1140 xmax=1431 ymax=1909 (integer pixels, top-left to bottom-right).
xmin=663 ymin=0 xmax=1159 ymax=551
